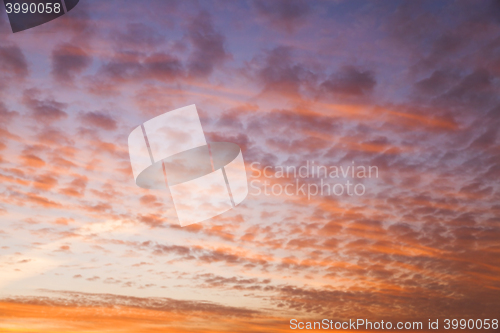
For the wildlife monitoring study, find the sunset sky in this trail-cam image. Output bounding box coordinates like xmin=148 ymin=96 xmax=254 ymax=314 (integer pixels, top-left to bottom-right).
xmin=0 ymin=0 xmax=500 ymax=332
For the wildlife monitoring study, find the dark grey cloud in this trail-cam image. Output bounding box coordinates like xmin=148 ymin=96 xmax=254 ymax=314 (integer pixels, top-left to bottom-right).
xmin=0 ymin=43 xmax=28 ymax=89
xmin=187 ymin=11 xmax=228 ymax=77
xmin=22 ymin=89 xmax=67 ymax=123
xmin=0 ymin=44 xmax=28 ymax=77
xmin=51 ymin=43 xmax=92 ymax=82
xmin=79 ymin=111 xmax=117 ymax=131
xmin=143 ymin=53 xmax=184 ymax=80
xmin=321 ymin=66 xmax=376 ymax=97
xmin=254 ymin=46 xmax=316 ymax=95
xmin=440 ymin=68 xmax=495 ymax=108
xmin=253 ymin=0 xmax=311 ymax=32
xmin=414 ymin=70 xmax=458 ymax=96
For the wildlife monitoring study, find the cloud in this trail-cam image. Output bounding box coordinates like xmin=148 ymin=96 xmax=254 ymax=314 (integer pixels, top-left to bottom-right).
xmin=253 ymin=46 xmax=315 ymax=96
xmin=0 ymin=294 xmax=281 ymax=332
xmin=0 ymin=102 xmax=19 ymax=150
xmin=114 ymin=22 xmax=166 ymax=48
xmin=60 ymin=175 xmax=88 ymax=197
xmin=0 ymin=43 xmax=29 ymax=79
xmin=253 ymin=0 xmax=311 ymax=32
xmin=2 ymin=289 xmax=261 ymax=317
xmin=193 ymin=273 xmax=271 ymax=290
xmin=138 ymin=213 xmax=164 ymax=227
xmin=79 ymin=111 xmax=117 ymax=131
xmin=321 ymin=66 xmax=376 ymax=97
xmin=0 ymin=101 xmax=18 ymax=123
xmin=139 ymin=194 xmax=162 ymax=207
xmin=414 ymin=70 xmax=458 ymax=96
xmin=142 ymin=53 xmax=184 ymax=80
xmin=32 ymin=174 xmax=58 ymax=191
xmin=0 ymin=2 xmax=499 ymax=331
xmin=24 ymin=193 xmax=62 ymax=208
xmin=97 ymin=51 xmax=183 ymax=84
xmin=187 ymin=11 xmax=228 ymax=77
xmin=440 ymin=68 xmax=495 ymax=108
xmin=51 ymin=43 xmax=92 ymax=82
xmin=20 ymin=152 xmax=46 ymax=168
xmin=22 ymin=89 xmax=68 ymax=123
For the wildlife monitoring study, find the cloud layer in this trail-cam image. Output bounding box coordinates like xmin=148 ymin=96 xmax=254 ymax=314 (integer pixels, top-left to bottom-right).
xmin=0 ymin=0 xmax=499 ymax=332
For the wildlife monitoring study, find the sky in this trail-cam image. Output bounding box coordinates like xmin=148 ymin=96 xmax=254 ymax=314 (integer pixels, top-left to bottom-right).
xmin=0 ymin=0 xmax=500 ymax=332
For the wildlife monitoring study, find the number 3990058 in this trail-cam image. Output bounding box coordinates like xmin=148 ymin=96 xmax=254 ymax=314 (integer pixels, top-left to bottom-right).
xmin=444 ymin=319 xmax=498 ymax=330
xmin=5 ymin=2 xmax=61 ymax=14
